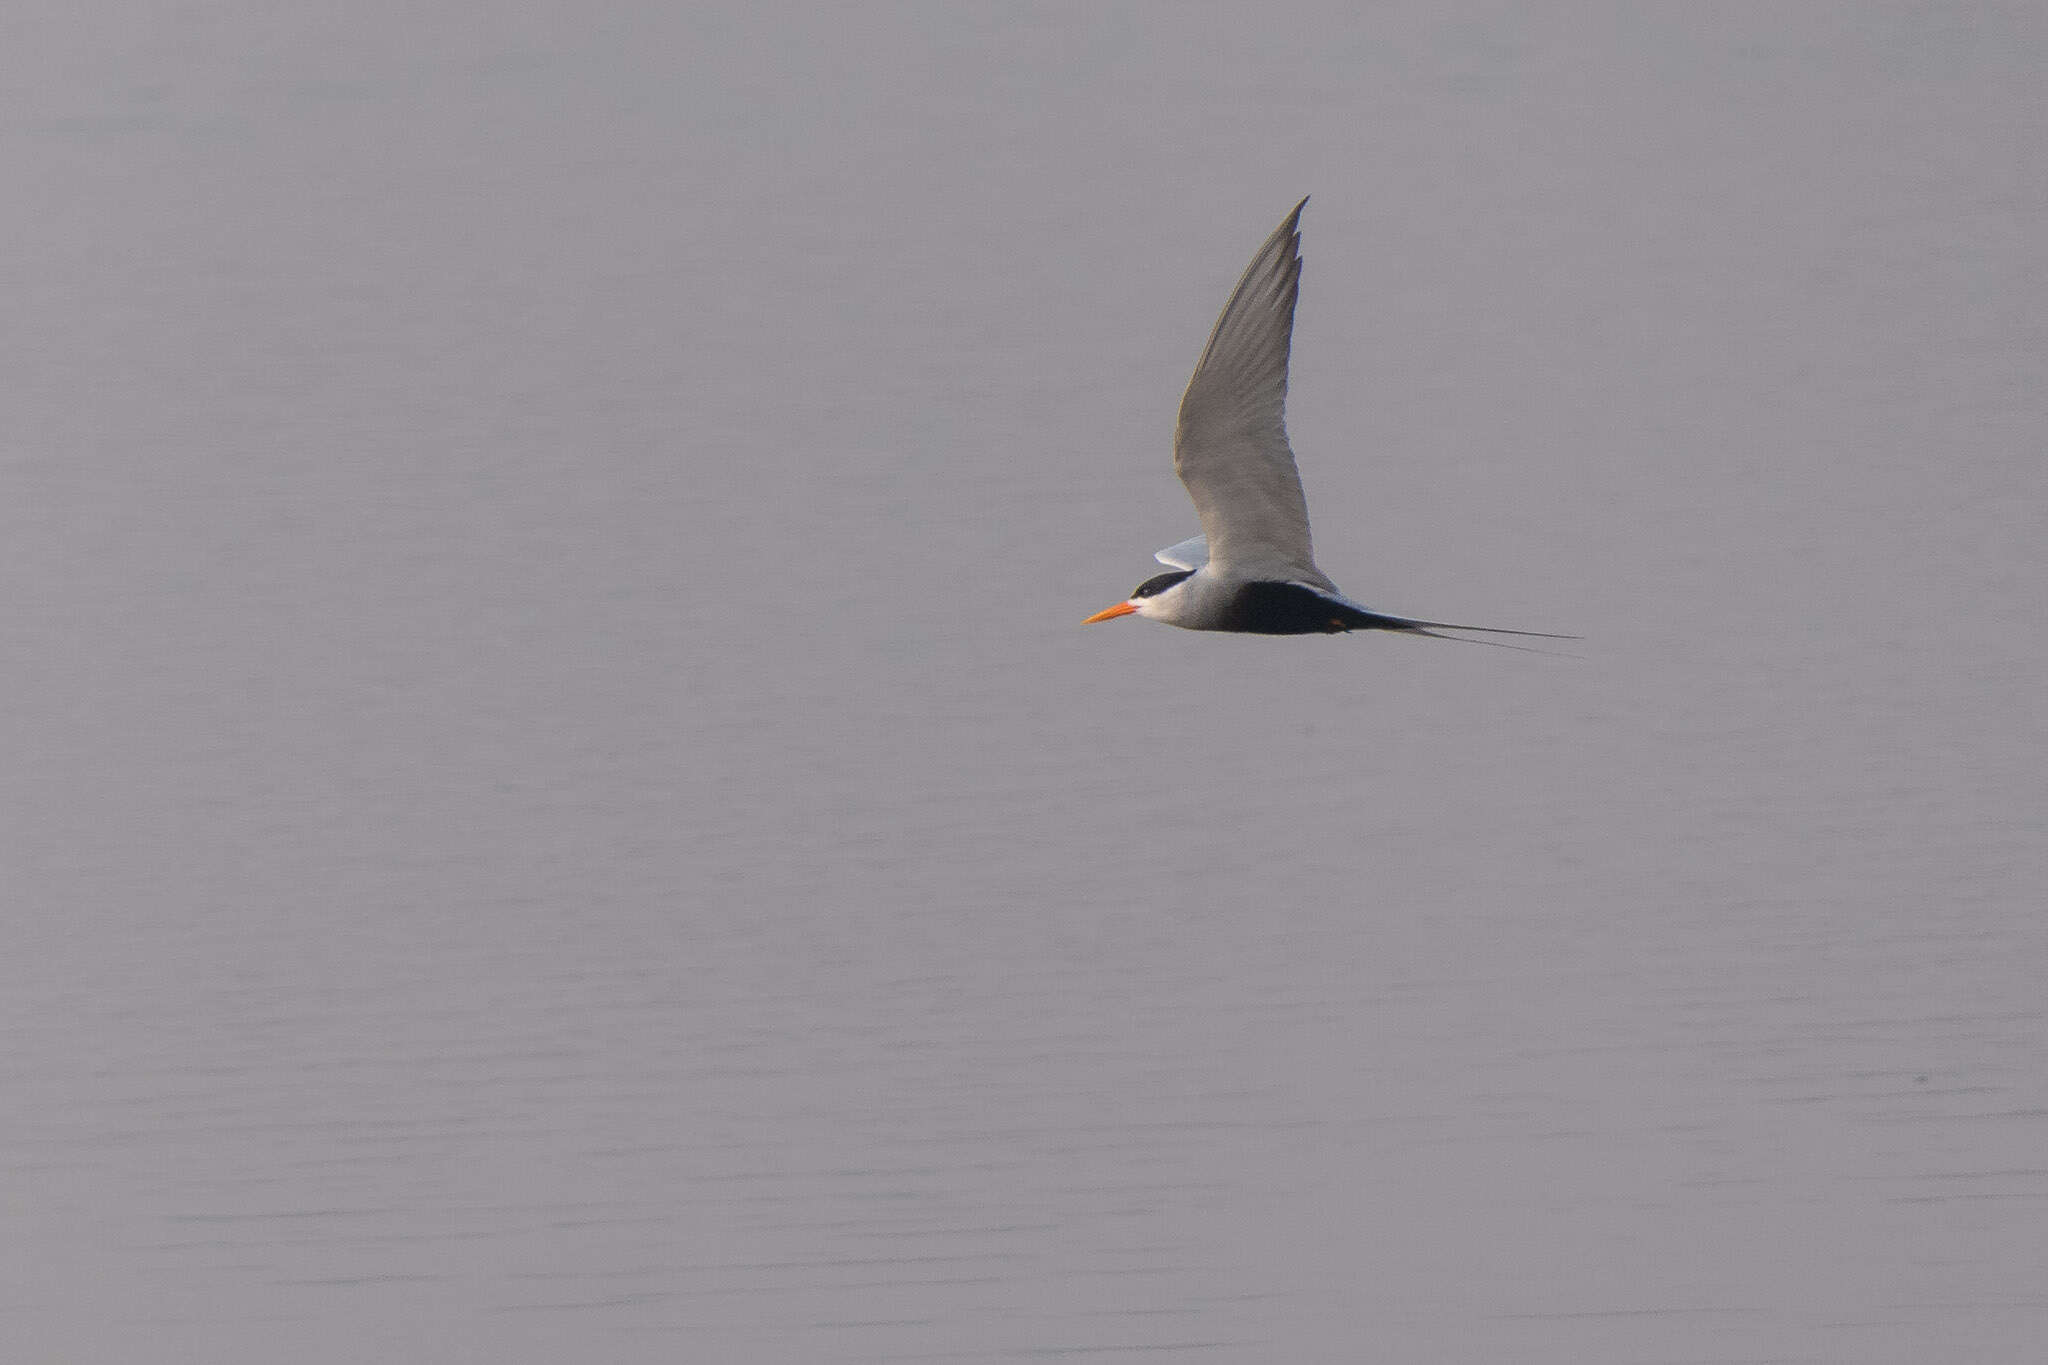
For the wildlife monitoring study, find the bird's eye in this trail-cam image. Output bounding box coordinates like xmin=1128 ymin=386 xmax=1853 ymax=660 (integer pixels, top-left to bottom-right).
xmin=1131 ymin=570 xmax=1192 ymax=600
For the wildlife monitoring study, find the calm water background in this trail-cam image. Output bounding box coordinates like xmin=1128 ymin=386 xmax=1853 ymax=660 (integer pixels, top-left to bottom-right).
xmin=6 ymin=3 xmax=2045 ymax=1361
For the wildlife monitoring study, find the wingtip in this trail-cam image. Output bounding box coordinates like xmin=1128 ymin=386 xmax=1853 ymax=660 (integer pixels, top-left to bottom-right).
xmin=1284 ymin=196 xmax=1309 ymax=248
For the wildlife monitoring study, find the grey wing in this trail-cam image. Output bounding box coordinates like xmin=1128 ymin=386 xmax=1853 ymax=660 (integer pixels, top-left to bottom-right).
xmin=1172 ymin=197 xmax=1331 ymax=588
xmin=1153 ymin=534 xmax=1209 ymax=570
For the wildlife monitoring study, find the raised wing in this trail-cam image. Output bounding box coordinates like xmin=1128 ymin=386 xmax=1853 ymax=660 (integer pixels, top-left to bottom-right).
xmin=1153 ymin=535 xmax=1209 ymax=571
xmin=1172 ymin=197 xmax=1330 ymax=587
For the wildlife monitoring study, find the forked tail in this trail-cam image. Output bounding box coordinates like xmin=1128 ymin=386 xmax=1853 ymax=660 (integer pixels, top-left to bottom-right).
xmin=1393 ymin=617 xmax=1582 ymax=656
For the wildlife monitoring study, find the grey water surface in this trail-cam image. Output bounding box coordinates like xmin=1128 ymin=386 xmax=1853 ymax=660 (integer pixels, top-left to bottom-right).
xmin=6 ymin=3 xmax=2046 ymax=1361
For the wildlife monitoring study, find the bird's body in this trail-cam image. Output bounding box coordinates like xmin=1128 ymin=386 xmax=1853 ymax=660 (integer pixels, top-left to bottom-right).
xmin=1107 ymin=564 xmax=1429 ymax=636
xmin=1084 ymin=198 xmax=1569 ymax=645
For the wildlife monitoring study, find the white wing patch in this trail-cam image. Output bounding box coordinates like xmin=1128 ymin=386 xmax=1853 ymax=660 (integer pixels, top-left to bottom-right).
xmin=1153 ymin=535 xmax=1210 ymax=571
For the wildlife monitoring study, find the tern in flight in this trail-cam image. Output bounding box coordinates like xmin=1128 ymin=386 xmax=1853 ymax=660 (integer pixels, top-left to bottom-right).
xmin=1084 ymin=198 xmax=1571 ymax=645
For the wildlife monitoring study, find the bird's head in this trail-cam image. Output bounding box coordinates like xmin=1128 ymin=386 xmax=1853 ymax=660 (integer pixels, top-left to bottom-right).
xmin=1082 ymin=569 xmax=1194 ymax=624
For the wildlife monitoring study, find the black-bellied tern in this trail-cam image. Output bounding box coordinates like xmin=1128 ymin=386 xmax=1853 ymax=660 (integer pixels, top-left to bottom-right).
xmin=1084 ymin=198 xmax=1572 ymax=646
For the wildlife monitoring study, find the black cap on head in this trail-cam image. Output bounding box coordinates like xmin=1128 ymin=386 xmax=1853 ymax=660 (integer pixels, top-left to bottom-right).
xmin=1130 ymin=569 xmax=1193 ymax=600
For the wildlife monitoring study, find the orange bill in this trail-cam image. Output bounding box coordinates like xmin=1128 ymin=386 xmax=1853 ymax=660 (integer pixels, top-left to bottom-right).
xmin=1082 ymin=601 xmax=1138 ymax=624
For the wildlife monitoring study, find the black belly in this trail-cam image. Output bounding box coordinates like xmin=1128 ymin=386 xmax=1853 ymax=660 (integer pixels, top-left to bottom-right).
xmin=1215 ymin=581 xmax=1420 ymax=635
